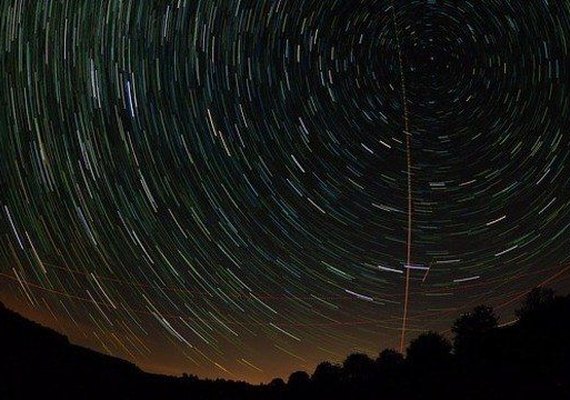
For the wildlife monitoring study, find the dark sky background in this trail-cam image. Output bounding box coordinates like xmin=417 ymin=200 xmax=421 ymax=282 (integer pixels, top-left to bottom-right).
xmin=1 ymin=0 xmax=569 ymax=384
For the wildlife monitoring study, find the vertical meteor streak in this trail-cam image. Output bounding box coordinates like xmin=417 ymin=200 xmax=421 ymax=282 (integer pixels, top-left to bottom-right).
xmin=390 ymin=1 xmax=414 ymax=353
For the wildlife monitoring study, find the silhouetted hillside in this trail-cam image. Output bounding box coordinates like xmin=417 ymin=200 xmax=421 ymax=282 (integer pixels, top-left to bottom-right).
xmin=0 ymin=301 xmax=259 ymax=400
xmin=2 ymin=288 xmax=570 ymax=400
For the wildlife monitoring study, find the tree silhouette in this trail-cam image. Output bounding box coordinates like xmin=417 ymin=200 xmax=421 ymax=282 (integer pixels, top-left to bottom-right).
xmin=342 ymin=353 xmax=375 ymax=382
xmin=452 ymin=305 xmax=498 ymax=359
xmin=515 ymin=287 xmax=555 ymax=320
xmin=341 ymin=353 xmax=376 ymax=400
xmin=268 ymin=377 xmax=285 ymax=390
xmin=267 ymin=377 xmax=286 ymax=400
xmin=311 ymin=361 xmax=342 ymax=386
xmin=406 ymin=332 xmax=454 ymax=399
xmin=375 ymin=349 xmax=405 ymax=399
xmin=311 ymin=362 xmax=343 ymax=398
xmin=406 ymin=331 xmax=452 ymax=367
xmin=287 ymin=370 xmax=310 ymax=388
xmin=376 ymin=348 xmax=404 ymax=369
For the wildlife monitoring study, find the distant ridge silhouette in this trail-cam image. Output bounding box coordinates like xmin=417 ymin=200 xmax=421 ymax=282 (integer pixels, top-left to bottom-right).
xmin=0 ymin=301 xmax=256 ymax=400
xmin=2 ymin=288 xmax=570 ymax=400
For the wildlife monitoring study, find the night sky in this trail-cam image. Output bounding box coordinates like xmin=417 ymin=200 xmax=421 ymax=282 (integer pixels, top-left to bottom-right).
xmin=1 ymin=0 xmax=569 ymax=384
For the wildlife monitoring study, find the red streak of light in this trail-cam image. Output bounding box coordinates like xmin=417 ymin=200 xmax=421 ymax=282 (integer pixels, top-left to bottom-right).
xmin=391 ymin=1 xmax=414 ymax=353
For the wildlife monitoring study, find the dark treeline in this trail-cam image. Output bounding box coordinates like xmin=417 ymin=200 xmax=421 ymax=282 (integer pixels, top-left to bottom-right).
xmin=2 ymin=287 xmax=570 ymax=400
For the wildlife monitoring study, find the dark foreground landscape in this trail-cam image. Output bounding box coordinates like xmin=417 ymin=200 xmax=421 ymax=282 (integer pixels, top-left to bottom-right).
xmin=2 ymin=287 xmax=569 ymax=400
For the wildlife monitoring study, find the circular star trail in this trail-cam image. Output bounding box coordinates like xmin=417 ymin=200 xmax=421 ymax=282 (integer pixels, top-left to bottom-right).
xmin=1 ymin=0 xmax=569 ymax=382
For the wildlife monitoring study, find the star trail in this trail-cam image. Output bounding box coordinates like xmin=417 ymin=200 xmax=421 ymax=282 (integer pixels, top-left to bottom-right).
xmin=1 ymin=0 xmax=569 ymax=383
